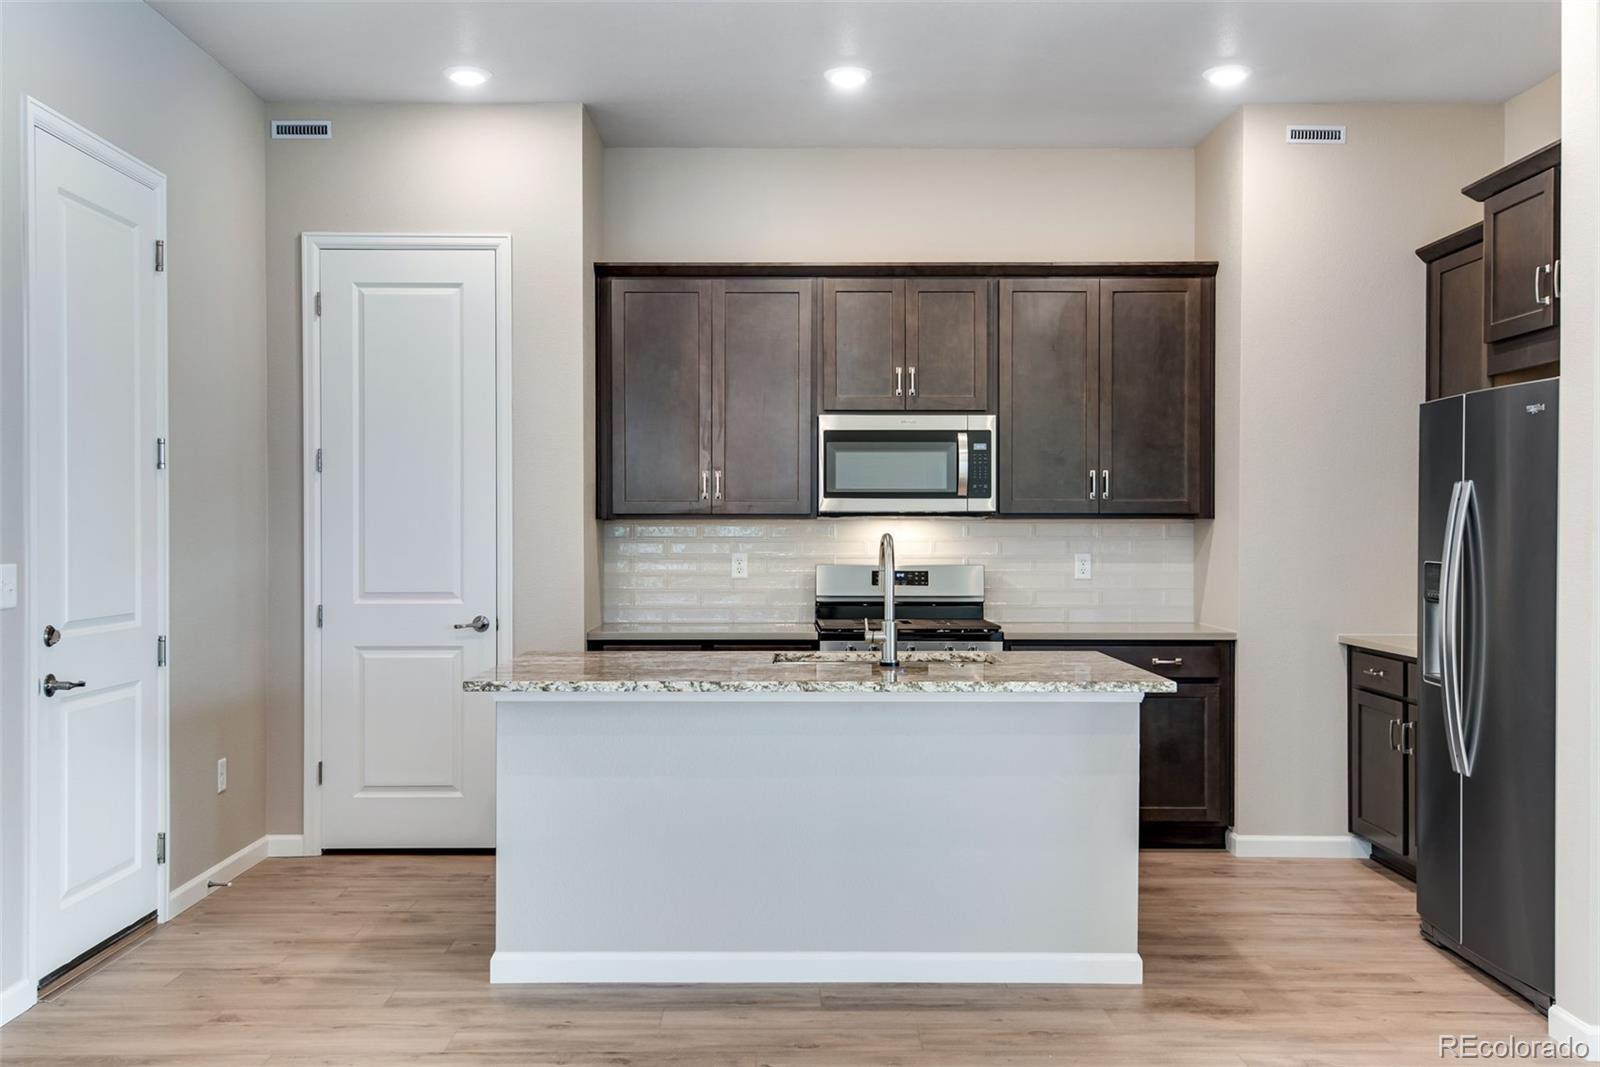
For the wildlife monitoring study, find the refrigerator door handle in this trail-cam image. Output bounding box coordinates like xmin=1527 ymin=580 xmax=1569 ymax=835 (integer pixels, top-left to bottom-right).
xmin=1459 ymin=481 xmax=1486 ymax=777
xmin=1439 ymin=480 xmax=1468 ymax=777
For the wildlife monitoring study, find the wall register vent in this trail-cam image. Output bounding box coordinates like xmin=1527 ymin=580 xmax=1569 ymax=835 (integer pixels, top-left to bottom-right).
xmin=1286 ymin=124 xmax=1346 ymax=144
xmin=272 ymin=120 xmax=332 ymax=139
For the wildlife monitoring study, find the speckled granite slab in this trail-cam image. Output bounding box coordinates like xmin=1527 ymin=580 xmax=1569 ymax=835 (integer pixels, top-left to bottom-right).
xmin=466 ymin=650 xmax=1175 ymax=695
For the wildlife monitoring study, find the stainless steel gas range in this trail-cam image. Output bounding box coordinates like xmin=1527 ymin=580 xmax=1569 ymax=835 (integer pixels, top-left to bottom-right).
xmin=813 ymin=563 xmax=1004 ymax=652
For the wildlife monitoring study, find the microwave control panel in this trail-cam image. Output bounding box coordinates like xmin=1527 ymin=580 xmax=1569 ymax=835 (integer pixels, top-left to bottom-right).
xmin=968 ymin=434 xmax=992 ymax=499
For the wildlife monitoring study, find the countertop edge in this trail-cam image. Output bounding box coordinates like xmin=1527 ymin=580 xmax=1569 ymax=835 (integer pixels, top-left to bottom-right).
xmin=1337 ymin=633 xmax=1418 ymax=660
xmin=469 ymin=679 xmax=1177 ymax=695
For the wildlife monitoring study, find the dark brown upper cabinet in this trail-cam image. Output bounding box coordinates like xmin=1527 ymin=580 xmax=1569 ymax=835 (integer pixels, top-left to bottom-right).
xmin=997 ymin=279 xmax=1100 ymax=514
xmin=602 ymin=277 xmax=811 ymax=517
xmin=1417 ymin=225 xmax=1488 ymax=401
xmin=606 ymin=278 xmax=713 ymax=515
xmin=822 ymin=277 xmax=990 ymax=412
xmin=1464 ymin=143 xmax=1560 ymax=345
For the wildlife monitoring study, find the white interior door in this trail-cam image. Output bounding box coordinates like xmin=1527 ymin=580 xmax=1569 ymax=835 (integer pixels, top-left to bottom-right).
xmin=317 ymin=246 xmax=499 ymax=848
xmin=28 ymin=116 xmax=166 ymax=977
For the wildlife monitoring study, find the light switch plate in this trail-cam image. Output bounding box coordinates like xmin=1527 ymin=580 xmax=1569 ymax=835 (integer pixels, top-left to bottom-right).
xmin=731 ymin=553 xmax=749 ymax=580
xmin=0 ymin=564 xmax=15 ymax=609
xmin=216 ymin=757 xmax=227 ymax=794
xmin=1073 ymin=553 xmax=1092 ymax=580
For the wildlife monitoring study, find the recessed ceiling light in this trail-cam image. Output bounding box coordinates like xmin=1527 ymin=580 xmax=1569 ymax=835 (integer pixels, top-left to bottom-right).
xmin=824 ymin=66 xmax=872 ymax=91
xmin=1202 ymin=64 xmax=1250 ymax=88
xmin=445 ymin=66 xmax=491 ymax=88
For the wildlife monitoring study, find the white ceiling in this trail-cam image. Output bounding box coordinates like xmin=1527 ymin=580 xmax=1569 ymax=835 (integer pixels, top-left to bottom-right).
xmin=151 ymin=1 xmax=1561 ymax=149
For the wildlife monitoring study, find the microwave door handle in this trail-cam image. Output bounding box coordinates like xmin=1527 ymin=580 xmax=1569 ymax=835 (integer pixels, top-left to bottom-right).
xmin=956 ymin=431 xmax=970 ymax=497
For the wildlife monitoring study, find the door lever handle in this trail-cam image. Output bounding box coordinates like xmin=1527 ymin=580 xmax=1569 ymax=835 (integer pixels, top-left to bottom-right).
xmin=42 ymin=674 xmax=86 ymax=697
xmin=454 ymin=615 xmax=491 ymax=633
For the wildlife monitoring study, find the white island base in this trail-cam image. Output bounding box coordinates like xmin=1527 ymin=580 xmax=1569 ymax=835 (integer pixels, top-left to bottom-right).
xmin=485 ymin=670 xmax=1150 ymax=986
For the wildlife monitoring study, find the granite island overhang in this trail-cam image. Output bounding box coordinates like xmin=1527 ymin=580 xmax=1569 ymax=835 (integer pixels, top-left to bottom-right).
xmin=467 ymin=650 xmax=1174 ymax=985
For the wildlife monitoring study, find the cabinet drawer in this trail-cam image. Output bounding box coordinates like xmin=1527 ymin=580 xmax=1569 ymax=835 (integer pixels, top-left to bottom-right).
xmin=1351 ymin=650 xmax=1406 ymax=698
xmin=1097 ymin=644 xmax=1221 ymax=680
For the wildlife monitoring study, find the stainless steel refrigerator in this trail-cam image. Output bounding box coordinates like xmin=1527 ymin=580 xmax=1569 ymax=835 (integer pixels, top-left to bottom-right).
xmin=1417 ymin=377 xmax=1557 ymax=1010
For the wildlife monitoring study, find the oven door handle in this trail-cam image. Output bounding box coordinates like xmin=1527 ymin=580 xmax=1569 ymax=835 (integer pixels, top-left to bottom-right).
xmin=956 ymin=431 xmax=970 ymax=497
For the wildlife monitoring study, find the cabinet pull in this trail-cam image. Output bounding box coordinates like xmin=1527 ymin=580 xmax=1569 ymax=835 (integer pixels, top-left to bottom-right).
xmin=894 ymin=367 xmax=904 ymax=397
xmin=1535 ymin=263 xmax=1553 ymax=307
xmin=1362 ymin=666 xmax=1386 ymax=679
xmin=713 ymin=469 xmax=723 ymax=503
xmin=908 ymin=366 xmax=917 ymax=397
xmin=1089 ymin=469 xmax=1097 ymax=500
xmin=1150 ymin=656 xmax=1183 ymax=667
xmin=1388 ymin=718 xmax=1401 ymax=751
xmin=1102 ymin=469 xmax=1111 ymax=501
xmin=700 ymin=470 xmax=710 ymax=501
xmin=1401 ymin=721 xmax=1416 ymax=755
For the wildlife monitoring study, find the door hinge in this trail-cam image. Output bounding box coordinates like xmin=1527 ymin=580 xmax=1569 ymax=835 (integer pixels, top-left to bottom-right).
xmin=314 ymin=291 xmax=322 ymax=317
xmin=315 ymin=447 xmax=323 ymax=474
xmin=156 ymin=437 xmax=168 ymax=470
xmin=316 ymin=761 xmax=323 ymax=786
xmin=156 ymin=832 xmax=166 ymax=865
xmin=316 ymin=604 xmax=323 ymax=628
xmin=155 ymin=240 xmax=165 ymax=273
xmin=157 ymin=635 xmax=168 ymax=667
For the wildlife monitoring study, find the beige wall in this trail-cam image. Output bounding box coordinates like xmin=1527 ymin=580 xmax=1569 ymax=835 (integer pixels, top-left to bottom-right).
xmin=1556 ymin=0 xmax=1600 ymax=1040
xmin=603 ymin=148 xmax=1195 ymax=261
xmin=1506 ymin=72 xmax=1563 ymax=162
xmin=262 ymin=103 xmax=600 ymax=834
xmin=1195 ymin=104 xmax=1503 ymax=839
xmin=0 ymin=0 xmax=270 ymax=987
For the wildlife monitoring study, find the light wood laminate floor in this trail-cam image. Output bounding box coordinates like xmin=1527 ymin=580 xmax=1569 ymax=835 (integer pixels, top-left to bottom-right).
xmin=0 ymin=852 xmax=1546 ymax=1066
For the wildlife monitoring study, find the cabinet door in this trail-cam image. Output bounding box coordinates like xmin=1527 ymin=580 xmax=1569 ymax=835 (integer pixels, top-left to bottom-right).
xmin=906 ymin=279 xmax=990 ymax=411
xmin=608 ymin=279 xmax=712 ymax=514
xmin=1139 ymin=683 xmax=1226 ymax=824
xmin=1427 ymin=241 xmax=1489 ymax=400
xmin=821 ymin=279 xmax=905 ymax=410
xmin=1484 ymin=168 xmax=1558 ymax=342
xmin=712 ymin=279 xmax=814 ymax=515
xmin=1098 ymin=278 xmax=1208 ymax=515
xmin=998 ymin=279 xmax=1099 ymax=514
xmin=1404 ymin=704 xmax=1419 ymax=861
xmin=1349 ymin=687 xmax=1406 ymax=855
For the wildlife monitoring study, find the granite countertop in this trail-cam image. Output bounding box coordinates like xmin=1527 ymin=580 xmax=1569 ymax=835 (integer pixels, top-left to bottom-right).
xmin=1338 ymin=633 xmax=1418 ymax=659
xmin=1001 ymin=622 xmax=1237 ymax=641
xmin=467 ymin=650 xmax=1176 ymax=696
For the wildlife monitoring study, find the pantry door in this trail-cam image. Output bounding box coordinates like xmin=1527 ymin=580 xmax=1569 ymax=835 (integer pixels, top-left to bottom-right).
xmin=309 ymin=237 xmax=509 ymax=849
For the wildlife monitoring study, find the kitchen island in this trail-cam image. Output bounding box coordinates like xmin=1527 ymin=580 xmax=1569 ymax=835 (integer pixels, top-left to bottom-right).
xmin=467 ymin=649 xmax=1172 ymax=985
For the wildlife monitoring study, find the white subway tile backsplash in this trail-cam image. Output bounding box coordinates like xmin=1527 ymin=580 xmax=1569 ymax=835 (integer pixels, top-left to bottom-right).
xmin=601 ymin=518 xmax=1196 ymax=626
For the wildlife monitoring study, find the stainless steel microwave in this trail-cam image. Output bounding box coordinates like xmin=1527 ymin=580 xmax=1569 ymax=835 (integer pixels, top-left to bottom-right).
xmin=817 ymin=414 xmax=996 ymax=514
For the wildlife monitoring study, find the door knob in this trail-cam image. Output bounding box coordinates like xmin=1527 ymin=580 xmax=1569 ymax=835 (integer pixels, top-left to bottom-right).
xmin=42 ymin=624 xmax=61 ymax=647
xmin=42 ymin=674 xmax=86 ymax=697
xmin=454 ymin=615 xmax=491 ymax=633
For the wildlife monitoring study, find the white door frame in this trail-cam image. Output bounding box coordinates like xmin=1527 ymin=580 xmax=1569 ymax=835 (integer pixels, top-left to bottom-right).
xmin=299 ymin=233 xmax=514 ymax=855
xmin=20 ymin=97 xmax=172 ymax=990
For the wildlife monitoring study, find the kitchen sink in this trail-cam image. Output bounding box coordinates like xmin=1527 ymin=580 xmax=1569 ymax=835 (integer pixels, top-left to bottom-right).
xmin=773 ymin=650 xmax=1000 ymax=665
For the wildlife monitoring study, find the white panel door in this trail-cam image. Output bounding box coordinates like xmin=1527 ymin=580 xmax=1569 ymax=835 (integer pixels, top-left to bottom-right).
xmin=29 ymin=124 xmax=166 ymax=976
xmin=318 ymin=248 xmax=499 ymax=848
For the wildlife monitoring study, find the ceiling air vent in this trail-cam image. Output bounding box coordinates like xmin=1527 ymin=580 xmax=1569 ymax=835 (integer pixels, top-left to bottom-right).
xmin=1286 ymin=124 xmax=1346 ymax=145
xmin=271 ymin=120 xmax=332 ymax=140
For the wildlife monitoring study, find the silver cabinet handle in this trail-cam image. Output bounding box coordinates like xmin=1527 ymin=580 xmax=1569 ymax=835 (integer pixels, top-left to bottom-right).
xmin=454 ymin=615 xmax=491 ymax=633
xmin=1388 ymin=718 xmax=1401 ymax=752
xmin=894 ymin=367 xmax=904 ymax=397
xmin=908 ymin=366 xmax=917 ymax=397
xmin=1151 ymin=656 xmax=1183 ymax=667
xmin=1401 ymin=720 xmax=1416 ymax=755
xmin=1535 ymin=263 xmax=1553 ymax=306
xmin=1102 ymin=469 xmax=1111 ymax=501
xmin=1363 ymin=666 xmax=1386 ymax=678
xmin=42 ymin=674 xmax=86 ymax=697
xmin=713 ymin=469 xmax=723 ymax=502
xmin=700 ymin=470 xmax=710 ymax=501
xmin=1089 ymin=469 xmax=1097 ymax=500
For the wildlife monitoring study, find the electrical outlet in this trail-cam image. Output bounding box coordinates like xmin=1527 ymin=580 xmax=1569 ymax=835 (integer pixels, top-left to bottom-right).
xmin=1074 ymin=553 xmax=1093 ymax=580
xmin=216 ymin=757 xmax=227 ymax=794
xmin=0 ymin=564 xmax=15 ymax=610
xmin=731 ymin=553 xmax=749 ymax=579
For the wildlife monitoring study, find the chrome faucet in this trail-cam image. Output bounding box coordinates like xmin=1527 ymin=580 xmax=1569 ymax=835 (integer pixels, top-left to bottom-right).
xmin=864 ymin=533 xmax=898 ymax=666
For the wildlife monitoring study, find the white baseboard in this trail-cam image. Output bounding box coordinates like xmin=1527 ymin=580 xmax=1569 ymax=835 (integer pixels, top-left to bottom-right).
xmin=167 ymin=835 xmax=269 ymax=919
xmin=266 ymin=834 xmax=306 ymax=857
xmin=489 ymin=950 xmax=1143 ymax=985
xmin=1 ymin=978 xmax=36 ymax=1027
xmin=1226 ymin=831 xmax=1373 ymax=859
xmin=1549 ymin=1005 xmax=1600 ymax=1061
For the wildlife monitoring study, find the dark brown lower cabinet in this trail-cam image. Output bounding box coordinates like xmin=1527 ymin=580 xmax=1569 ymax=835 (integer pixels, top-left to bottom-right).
xmin=1007 ymin=639 xmax=1235 ymax=847
xmin=1345 ymin=645 xmax=1419 ymax=879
